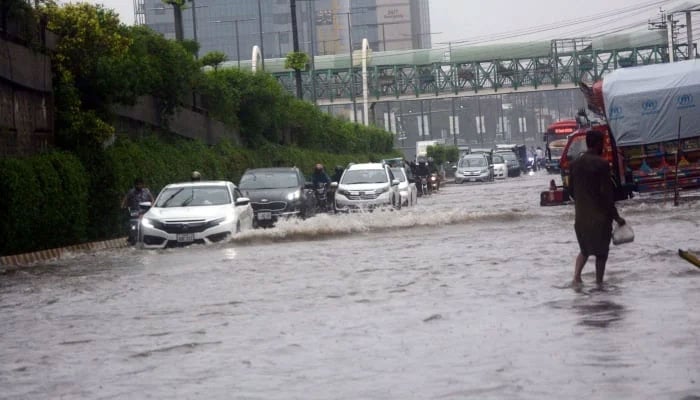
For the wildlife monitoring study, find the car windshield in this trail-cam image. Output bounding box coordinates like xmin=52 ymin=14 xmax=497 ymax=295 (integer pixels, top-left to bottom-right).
xmin=239 ymin=171 xmax=299 ymax=190
xmin=390 ymin=168 xmax=406 ymax=182
xmin=459 ymin=157 xmax=486 ymax=168
xmin=341 ymin=169 xmax=388 ymax=184
xmin=492 ymin=155 xmax=504 ymax=164
xmin=156 ymin=186 xmax=231 ymax=208
xmin=500 ymin=152 xmax=517 ymax=162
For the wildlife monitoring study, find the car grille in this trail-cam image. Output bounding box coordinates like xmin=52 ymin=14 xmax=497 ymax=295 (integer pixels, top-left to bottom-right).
xmin=160 ymin=219 xmax=209 ymax=234
xmin=346 ymin=192 xmax=379 ymax=200
xmin=251 ymin=201 xmax=287 ymax=212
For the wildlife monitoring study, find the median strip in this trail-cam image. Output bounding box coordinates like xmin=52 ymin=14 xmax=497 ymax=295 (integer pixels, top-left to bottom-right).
xmin=0 ymin=238 xmax=129 ymax=267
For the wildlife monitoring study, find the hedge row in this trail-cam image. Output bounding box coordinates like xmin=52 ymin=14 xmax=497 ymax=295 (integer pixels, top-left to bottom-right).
xmin=0 ymin=136 xmax=399 ymax=256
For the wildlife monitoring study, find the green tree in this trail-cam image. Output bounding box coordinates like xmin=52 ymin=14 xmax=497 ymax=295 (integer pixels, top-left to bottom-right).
xmin=44 ymin=2 xmax=131 ymax=148
xmin=201 ymin=51 xmax=228 ymax=71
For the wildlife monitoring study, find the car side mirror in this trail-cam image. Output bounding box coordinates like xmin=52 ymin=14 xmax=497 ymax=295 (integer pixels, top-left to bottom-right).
xmin=235 ymin=197 xmax=250 ymax=206
xmin=139 ymin=201 xmax=152 ymax=212
xmin=330 ymin=182 xmax=338 ymax=188
xmin=391 ymin=179 xmax=400 ymax=186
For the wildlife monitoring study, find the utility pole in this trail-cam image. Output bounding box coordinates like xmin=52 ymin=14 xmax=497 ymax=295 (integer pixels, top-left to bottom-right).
xmin=290 ymin=0 xmax=303 ymax=99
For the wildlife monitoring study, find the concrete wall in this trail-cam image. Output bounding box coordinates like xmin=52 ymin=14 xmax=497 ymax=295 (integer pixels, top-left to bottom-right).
xmin=0 ymin=37 xmax=54 ymax=156
xmin=112 ymin=96 xmax=241 ymax=145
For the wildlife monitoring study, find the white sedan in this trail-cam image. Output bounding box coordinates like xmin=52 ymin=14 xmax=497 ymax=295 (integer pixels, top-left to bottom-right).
xmin=139 ymin=181 xmax=253 ymax=249
xmin=492 ymin=154 xmax=508 ymax=179
xmin=390 ymin=167 xmax=417 ymax=207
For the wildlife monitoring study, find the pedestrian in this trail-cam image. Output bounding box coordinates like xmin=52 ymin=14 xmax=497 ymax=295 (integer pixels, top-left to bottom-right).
xmin=569 ymin=130 xmax=626 ymax=285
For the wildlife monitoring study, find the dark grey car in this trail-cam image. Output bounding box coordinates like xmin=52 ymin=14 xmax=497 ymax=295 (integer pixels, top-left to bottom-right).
xmin=238 ymin=168 xmax=317 ymax=227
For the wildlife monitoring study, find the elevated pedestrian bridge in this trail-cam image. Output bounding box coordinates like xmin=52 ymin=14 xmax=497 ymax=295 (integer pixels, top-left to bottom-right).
xmin=222 ymin=31 xmax=690 ymax=105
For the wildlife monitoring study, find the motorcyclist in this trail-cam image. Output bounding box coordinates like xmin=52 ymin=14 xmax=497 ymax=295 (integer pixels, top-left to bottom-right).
xmin=311 ymin=163 xmax=331 ymax=187
xmin=121 ymin=178 xmax=154 ymax=245
xmin=331 ymin=165 xmax=344 ymax=183
xmin=121 ymin=178 xmax=154 ymax=210
xmin=415 ymin=159 xmax=431 ymax=194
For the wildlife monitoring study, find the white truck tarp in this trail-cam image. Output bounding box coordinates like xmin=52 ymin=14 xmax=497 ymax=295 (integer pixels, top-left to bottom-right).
xmin=603 ymin=59 xmax=700 ymax=147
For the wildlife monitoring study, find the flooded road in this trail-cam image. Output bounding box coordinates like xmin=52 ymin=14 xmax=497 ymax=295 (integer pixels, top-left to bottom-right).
xmin=1 ymin=173 xmax=699 ymax=399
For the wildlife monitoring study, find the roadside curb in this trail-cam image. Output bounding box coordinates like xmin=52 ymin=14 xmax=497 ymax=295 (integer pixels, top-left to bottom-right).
xmin=0 ymin=238 xmax=129 ymax=267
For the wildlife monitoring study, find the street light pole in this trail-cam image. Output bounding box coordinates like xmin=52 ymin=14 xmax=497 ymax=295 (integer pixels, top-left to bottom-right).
xmin=214 ymin=18 xmax=255 ymax=68
xmin=190 ymin=0 xmax=198 ymax=58
xmin=346 ymin=12 xmax=357 ymax=122
xmin=257 ymin=0 xmax=265 ymax=70
xmin=290 ymin=0 xmax=303 ymax=99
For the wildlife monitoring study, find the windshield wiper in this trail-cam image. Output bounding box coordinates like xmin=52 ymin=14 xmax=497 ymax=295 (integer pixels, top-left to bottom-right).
xmin=161 ymin=188 xmax=183 ymax=207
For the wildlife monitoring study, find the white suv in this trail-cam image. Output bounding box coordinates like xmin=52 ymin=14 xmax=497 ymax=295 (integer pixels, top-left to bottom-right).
xmin=333 ymin=163 xmax=402 ymax=211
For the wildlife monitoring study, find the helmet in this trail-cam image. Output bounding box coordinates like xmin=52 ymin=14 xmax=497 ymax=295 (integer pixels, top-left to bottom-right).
xmin=191 ymin=171 xmax=201 ymax=181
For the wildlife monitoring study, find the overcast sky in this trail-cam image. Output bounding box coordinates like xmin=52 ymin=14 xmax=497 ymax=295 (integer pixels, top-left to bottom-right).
xmin=66 ymin=0 xmax=696 ymax=47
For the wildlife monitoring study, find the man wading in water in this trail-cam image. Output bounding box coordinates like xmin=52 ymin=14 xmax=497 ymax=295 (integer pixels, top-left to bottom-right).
xmin=569 ymin=130 xmax=626 ymax=285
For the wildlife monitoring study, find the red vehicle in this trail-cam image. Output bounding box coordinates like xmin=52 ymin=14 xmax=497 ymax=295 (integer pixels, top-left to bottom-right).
xmin=542 ymin=60 xmax=700 ymax=206
xmin=543 ymin=119 xmax=578 ymax=173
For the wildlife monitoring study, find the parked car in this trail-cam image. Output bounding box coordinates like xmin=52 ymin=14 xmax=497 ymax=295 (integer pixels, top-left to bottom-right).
xmin=140 ymin=181 xmax=253 ymax=249
xmin=238 ymin=167 xmax=316 ymax=227
xmin=333 ymin=163 xmax=401 ymax=211
xmin=496 ymin=150 xmax=521 ymax=177
xmin=491 ymin=153 xmax=508 ymax=179
xmin=455 ymin=154 xmax=494 ymax=183
xmin=390 ymin=167 xmax=417 ymax=207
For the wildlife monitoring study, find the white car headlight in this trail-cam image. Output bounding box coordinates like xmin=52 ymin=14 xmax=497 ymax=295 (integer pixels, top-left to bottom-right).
xmin=286 ymin=190 xmax=301 ymax=201
xmin=142 ymin=218 xmax=155 ymax=228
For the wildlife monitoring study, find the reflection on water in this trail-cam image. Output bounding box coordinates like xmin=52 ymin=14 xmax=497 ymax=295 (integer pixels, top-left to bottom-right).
xmin=1 ymin=174 xmax=699 ymax=399
xmin=573 ymin=299 xmax=626 ymax=328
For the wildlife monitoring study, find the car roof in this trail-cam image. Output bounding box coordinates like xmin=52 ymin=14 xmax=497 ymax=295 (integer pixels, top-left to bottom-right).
xmin=347 ymin=163 xmax=385 ymax=170
xmin=463 ymin=153 xmax=488 ymax=159
xmin=165 ymin=180 xmax=233 ymax=188
xmin=243 ymin=167 xmax=299 ymax=173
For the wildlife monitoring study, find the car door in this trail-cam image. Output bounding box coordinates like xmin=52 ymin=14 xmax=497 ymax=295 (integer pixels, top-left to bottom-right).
xmin=232 ymin=185 xmax=253 ymax=229
xmin=299 ymin=170 xmax=316 ymax=213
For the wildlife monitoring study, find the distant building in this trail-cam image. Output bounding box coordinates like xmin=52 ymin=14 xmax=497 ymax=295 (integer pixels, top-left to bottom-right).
xmin=138 ymin=0 xmax=431 ymax=60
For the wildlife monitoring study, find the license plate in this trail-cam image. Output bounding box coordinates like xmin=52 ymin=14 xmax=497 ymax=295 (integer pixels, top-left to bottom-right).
xmin=177 ymin=233 xmax=194 ymax=243
xmin=469 ymin=178 xmax=476 ymax=182
xmin=257 ymin=212 xmax=272 ymax=220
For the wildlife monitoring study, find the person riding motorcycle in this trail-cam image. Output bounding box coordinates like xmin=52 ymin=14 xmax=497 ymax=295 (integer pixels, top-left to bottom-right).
xmin=121 ymin=178 xmax=154 ymax=245
xmin=121 ymin=178 xmax=154 ymax=211
xmin=415 ymin=159 xmax=431 ymax=195
xmin=312 ymin=164 xmax=331 ymax=187
xmin=331 ymin=165 xmax=344 ymax=183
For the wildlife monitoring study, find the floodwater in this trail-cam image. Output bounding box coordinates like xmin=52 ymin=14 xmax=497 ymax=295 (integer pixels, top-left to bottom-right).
xmin=1 ymin=173 xmax=699 ymax=400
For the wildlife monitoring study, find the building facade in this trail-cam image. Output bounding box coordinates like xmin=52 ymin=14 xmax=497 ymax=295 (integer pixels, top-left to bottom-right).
xmin=139 ymin=0 xmax=431 ymax=61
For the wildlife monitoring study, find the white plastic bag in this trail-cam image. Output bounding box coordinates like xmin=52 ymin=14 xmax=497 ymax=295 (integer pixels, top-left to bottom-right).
xmin=612 ymin=222 xmax=634 ymax=245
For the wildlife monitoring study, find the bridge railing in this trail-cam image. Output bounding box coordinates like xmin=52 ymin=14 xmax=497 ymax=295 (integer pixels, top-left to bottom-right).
xmin=273 ymin=44 xmax=680 ymax=102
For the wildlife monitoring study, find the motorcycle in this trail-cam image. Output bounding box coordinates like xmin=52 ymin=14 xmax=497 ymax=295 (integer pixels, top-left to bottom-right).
xmin=416 ymin=175 xmax=430 ymax=197
xmin=429 ymin=173 xmax=440 ymax=192
xmin=127 ymin=202 xmax=151 ymax=245
xmin=314 ymin=182 xmax=330 ymax=213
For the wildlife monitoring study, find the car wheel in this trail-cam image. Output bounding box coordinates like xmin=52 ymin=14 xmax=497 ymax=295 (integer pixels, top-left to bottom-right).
xmin=235 ymin=221 xmax=241 ymax=234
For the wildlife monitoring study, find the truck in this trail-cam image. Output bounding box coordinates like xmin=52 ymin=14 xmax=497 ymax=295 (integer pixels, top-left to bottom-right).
xmin=541 ymin=59 xmax=700 ymax=206
xmin=543 ymin=119 xmax=578 ymax=173
xmin=415 ymin=139 xmax=444 ymax=161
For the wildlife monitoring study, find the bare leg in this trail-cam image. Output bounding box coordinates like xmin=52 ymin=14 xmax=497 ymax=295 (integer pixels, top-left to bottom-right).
xmin=574 ymin=253 xmax=588 ymax=283
xmin=595 ymin=255 xmax=608 ymax=285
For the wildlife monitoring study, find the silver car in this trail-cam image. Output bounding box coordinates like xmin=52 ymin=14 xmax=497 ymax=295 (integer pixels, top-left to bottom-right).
xmin=333 ymin=163 xmax=402 ymax=211
xmin=390 ymin=167 xmax=417 ymax=207
xmin=455 ymin=154 xmax=494 ymax=183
